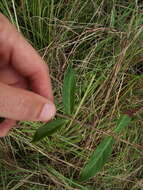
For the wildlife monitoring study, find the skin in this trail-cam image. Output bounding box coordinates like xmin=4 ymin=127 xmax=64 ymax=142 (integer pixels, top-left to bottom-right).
xmin=0 ymin=14 xmax=56 ymax=137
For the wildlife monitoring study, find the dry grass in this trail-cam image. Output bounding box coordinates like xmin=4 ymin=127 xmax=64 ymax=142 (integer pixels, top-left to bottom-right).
xmin=0 ymin=0 xmax=143 ymax=189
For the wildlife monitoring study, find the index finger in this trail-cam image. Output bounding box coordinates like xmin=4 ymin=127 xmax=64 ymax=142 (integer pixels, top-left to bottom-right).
xmin=12 ymin=35 xmax=54 ymax=102
xmin=0 ymin=14 xmax=54 ymax=102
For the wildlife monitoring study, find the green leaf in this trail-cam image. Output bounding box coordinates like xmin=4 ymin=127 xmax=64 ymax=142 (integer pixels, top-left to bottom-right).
xmin=114 ymin=114 xmax=132 ymax=134
xmin=63 ymin=66 xmax=76 ymax=115
xmin=80 ymin=136 xmax=115 ymax=181
xmin=32 ymin=119 xmax=66 ymax=142
xmin=80 ymin=114 xmax=132 ymax=181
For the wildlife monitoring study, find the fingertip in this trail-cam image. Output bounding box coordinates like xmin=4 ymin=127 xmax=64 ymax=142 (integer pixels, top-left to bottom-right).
xmin=38 ymin=102 xmax=56 ymax=121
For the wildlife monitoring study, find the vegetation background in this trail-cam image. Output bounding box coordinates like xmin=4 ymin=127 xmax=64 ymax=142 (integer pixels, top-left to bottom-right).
xmin=0 ymin=0 xmax=143 ymax=189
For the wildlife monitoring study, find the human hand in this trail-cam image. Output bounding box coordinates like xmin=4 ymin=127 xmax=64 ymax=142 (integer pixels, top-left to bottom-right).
xmin=0 ymin=14 xmax=56 ymax=137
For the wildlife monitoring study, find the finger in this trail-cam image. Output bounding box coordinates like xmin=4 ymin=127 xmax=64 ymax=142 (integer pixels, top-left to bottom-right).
xmin=12 ymin=45 xmax=54 ymax=101
xmin=0 ymin=82 xmax=56 ymax=121
xmin=0 ymin=78 xmax=29 ymax=137
xmin=0 ymin=14 xmax=54 ymax=101
xmin=0 ymin=119 xmax=16 ymax=137
xmin=0 ymin=65 xmax=24 ymax=85
xmin=0 ymin=65 xmax=29 ymax=89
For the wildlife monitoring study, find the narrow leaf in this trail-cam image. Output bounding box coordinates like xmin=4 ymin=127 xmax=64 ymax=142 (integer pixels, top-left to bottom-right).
xmin=114 ymin=114 xmax=132 ymax=134
xmin=32 ymin=119 xmax=66 ymax=142
xmin=63 ymin=66 xmax=76 ymax=115
xmin=80 ymin=136 xmax=115 ymax=181
xmin=80 ymin=114 xmax=132 ymax=181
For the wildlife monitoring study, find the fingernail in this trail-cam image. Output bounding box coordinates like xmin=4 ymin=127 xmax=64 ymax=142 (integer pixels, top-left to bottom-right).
xmin=39 ymin=103 xmax=56 ymax=121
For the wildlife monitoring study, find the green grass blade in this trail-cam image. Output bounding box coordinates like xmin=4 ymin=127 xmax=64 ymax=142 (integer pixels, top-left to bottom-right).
xmin=110 ymin=6 xmax=116 ymax=27
xmin=62 ymin=66 xmax=76 ymax=115
xmin=114 ymin=114 xmax=132 ymax=134
xmin=80 ymin=136 xmax=115 ymax=181
xmin=32 ymin=119 xmax=66 ymax=142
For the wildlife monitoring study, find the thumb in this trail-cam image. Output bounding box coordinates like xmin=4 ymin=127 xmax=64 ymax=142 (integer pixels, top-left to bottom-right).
xmin=0 ymin=83 xmax=56 ymax=121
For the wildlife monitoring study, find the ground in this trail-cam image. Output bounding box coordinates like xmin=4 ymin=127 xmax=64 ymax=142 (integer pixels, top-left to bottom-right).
xmin=0 ymin=0 xmax=143 ymax=190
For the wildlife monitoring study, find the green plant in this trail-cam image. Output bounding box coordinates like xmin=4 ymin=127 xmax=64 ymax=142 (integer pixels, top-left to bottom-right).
xmin=80 ymin=114 xmax=132 ymax=181
xmin=33 ymin=66 xmax=136 ymax=182
xmin=32 ymin=66 xmax=76 ymax=142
